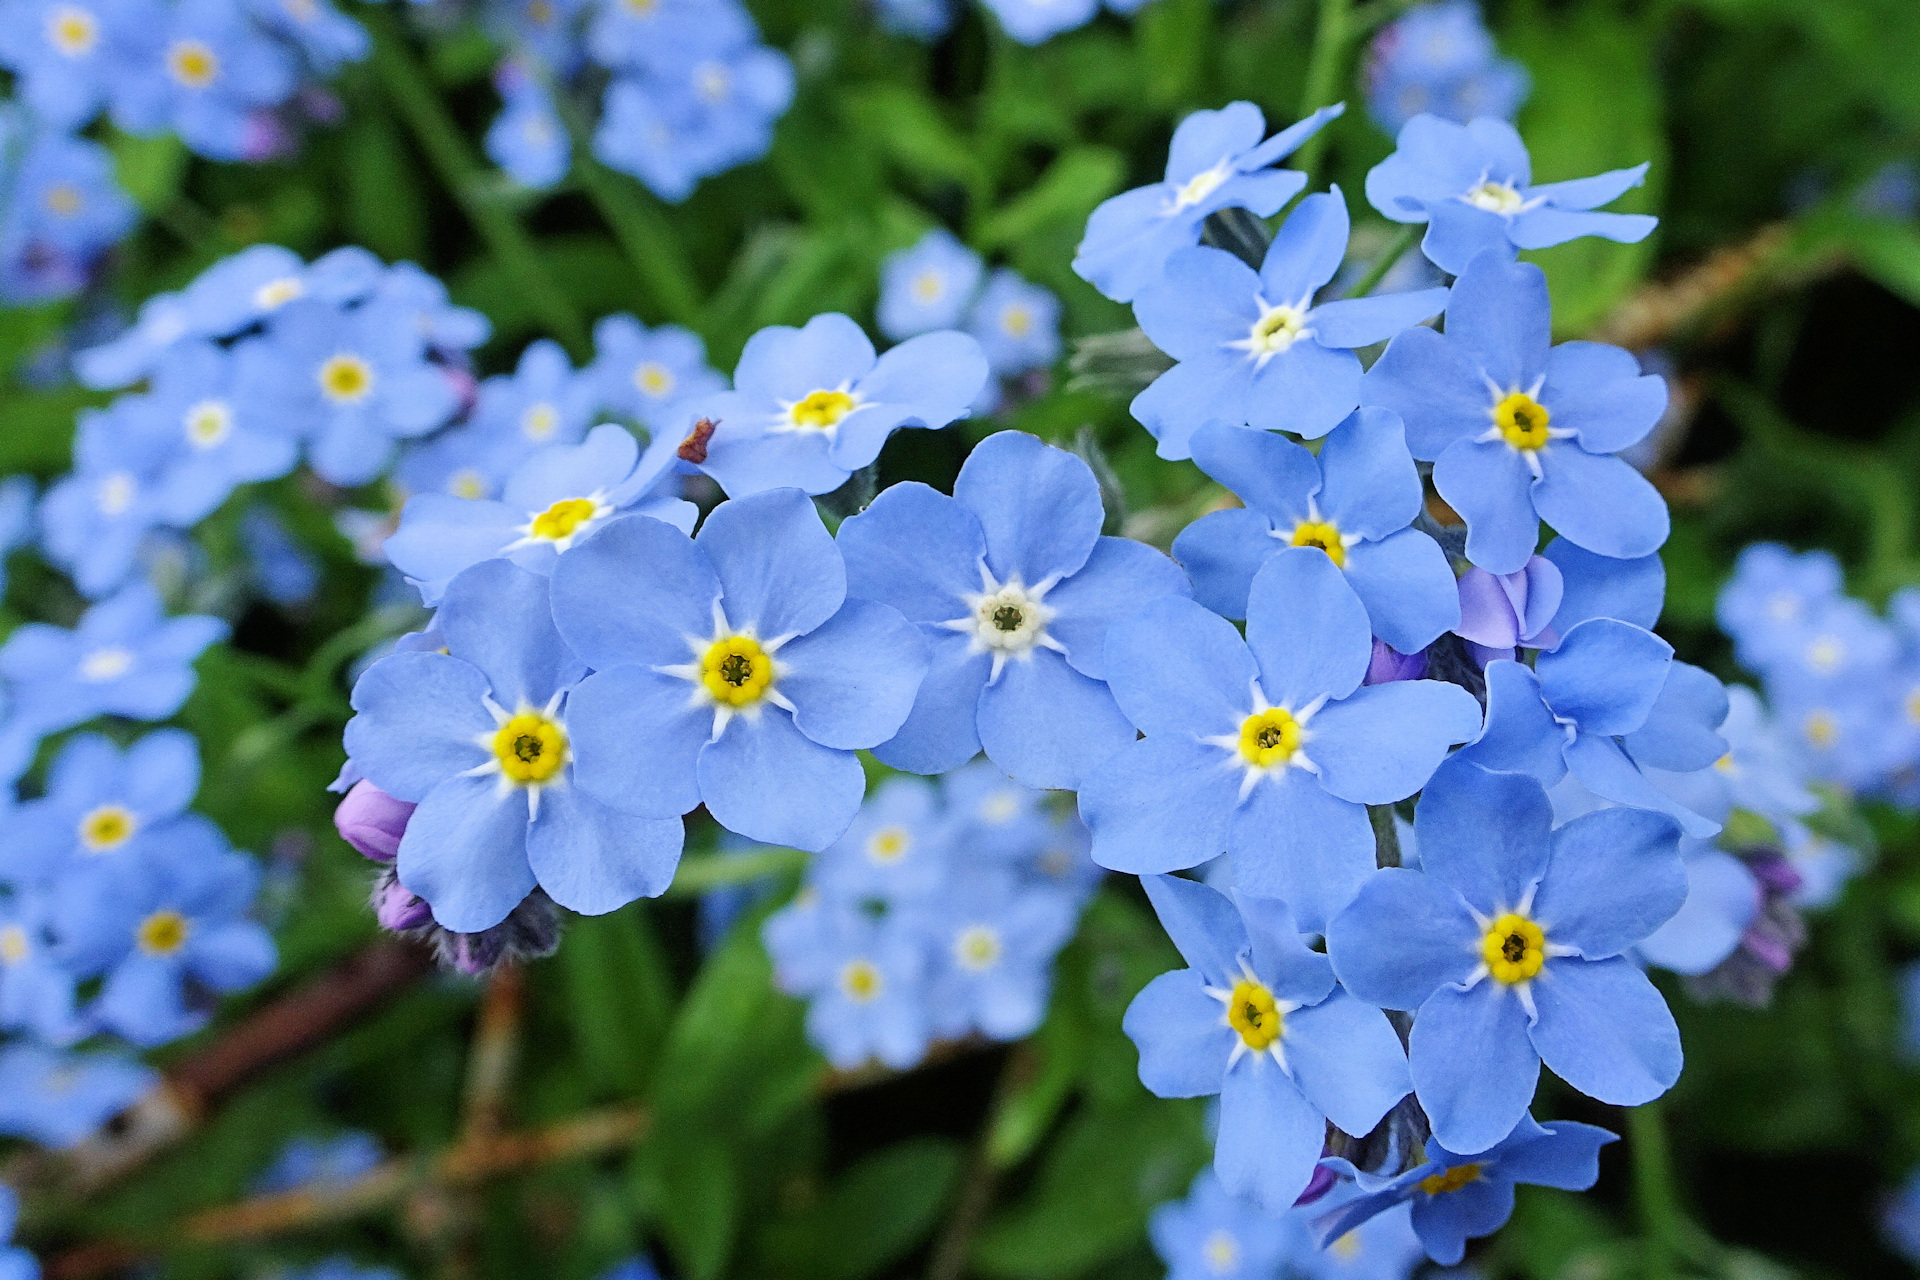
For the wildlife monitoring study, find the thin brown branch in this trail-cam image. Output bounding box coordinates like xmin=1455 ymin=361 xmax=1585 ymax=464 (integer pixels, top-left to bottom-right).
xmin=1589 ymin=223 xmax=1799 ymax=349
xmin=459 ymin=966 xmax=526 ymax=1144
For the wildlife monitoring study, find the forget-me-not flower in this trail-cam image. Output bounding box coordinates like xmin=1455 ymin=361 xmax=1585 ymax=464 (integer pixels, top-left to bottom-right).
xmin=1123 ymin=874 xmax=1412 ymax=1212
xmin=694 ymin=312 xmax=986 ymax=497
xmin=838 ymin=430 xmax=1191 ymax=790
xmin=1173 ymin=409 xmax=1459 ymax=654
xmin=1362 ymin=251 xmax=1670 ymax=574
xmin=966 ymin=268 xmax=1062 ymax=379
xmin=878 ymin=228 xmax=983 ymax=341
xmin=1075 ymin=101 xmax=1343 ymax=304
xmin=0 ymin=1042 xmax=155 ymax=1148
xmin=10 ymin=729 xmax=202 ymax=884
xmin=1365 ymin=114 xmax=1656 ymax=276
xmin=1327 ymin=762 xmax=1684 ymax=1153
xmin=486 ymin=65 xmax=571 ymax=190
xmin=1149 ymin=1168 xmax=1295 ymax=1280
xmin=550 ymin=489 xmax=929 ymax=851
xmin=345 ymin=559 xmax=687 ymax=931
xmin=39 ymin=395 xmax=183 ymax=598
xmin=111 ymin=0 xmax=299 ymax=162
xmin=1082 ymin=549 xmax=1479 ymax=931
xmin=1131 ymin=190 xmax=1450 ymax=457
xmin=924 ymin=870 xmax=1077 ymax=1041
xmin=588 ymin=313 xmax=725 ymax=435
xmin=143 ymin=339 xmax=301 ymax=517
xmin=400 ymin=338 xmax=595 ymax=502
xmin=1364 ymin=0 xmax=1529 ymax=136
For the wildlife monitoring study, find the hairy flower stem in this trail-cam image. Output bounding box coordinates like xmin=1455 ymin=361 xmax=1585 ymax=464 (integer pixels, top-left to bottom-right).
xmin=363 ymin=10 xmax=589 ymax=357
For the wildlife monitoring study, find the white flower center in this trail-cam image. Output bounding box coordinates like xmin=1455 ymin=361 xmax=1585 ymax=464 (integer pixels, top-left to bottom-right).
xmin=1171 ymin=161 xmax=1231 ymax=213
xmin=96 ymin=471 xmax=137 ymax=516
xmin=954 ymin=925 xmax=1002 ymax=972
xmin=184 ymin=399 xmax=233 ymax=449
xmin=941 ymin=562 xmax=1067 ymax=682
xmin=521 ymin=401 xmax=559 ymax=442
xmin=1463 ymin=179 xmax=1526 ymax=215
xmin=79 ymin=647 xmax=134 ymax=682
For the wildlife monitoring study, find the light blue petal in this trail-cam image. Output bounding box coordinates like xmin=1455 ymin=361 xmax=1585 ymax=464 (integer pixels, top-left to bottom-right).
xmin=777 ymin=599 xmax=928 ymax=750
xmin=955 ymin=431 xmax=1105 ymax=588
xmin=839 ymin=482 xmax=987 ymax=622
xmin=1635 ymin=851 xmax=1757 ymax=976
xmin=1445 ymin=253 xmax=1551 ymax=391
xmin=1537 ymin=618 xmax=1672 ymax=736
xmin=1123 ymin=968 xmax=1234 ymax=1098
xmin=1306 ymin=681 xmax=1481 ymax=804
xmin=1419 ymin=202 xmax=1513 ymax=277
xmin=1103 ymin=596 xmax=1257 ymax=738
xmin=1528 ymin=956 xmax=1681 ymax=1106
xmin=1172 ymin=508 xmax=1276 ymax=621
xmin=978 ymin=649 xmax=1137 ymax=790
xmin=1228 ymin=768 xmax=1374 ymax=934
xmin=871 ymin=629 xmax=991 ymax=774
xmin=698 ymin=710 xmax=865 ymax=852
xmin=1041 ymin=535 xmax=1190 ymax=681
xmin=1246 ymin=342 xmax=1363 ymax=440
xmin=1135 ymin=246 xmax=1264 ymax=362
xmin=1310 ymin=288 xmax=1450 ymax=350
xmin=697 ymin=489 xmax=846 ymax=639
xmin=1141 ymin=872 xmax=1251 ymax=984
xmin=1315 ymin=406 xmax=1423 ymax=538
xmin=1285 ymin=989 xmax=1412 ymax=1137
xmin=1189 ymin=418 xmax=1320 ymax=526
xmin=1563 ymin=733 xmax=1721 ymax=840
xmin=732 ymin=313 xmax=875 ymax=403
xmin=383 ymin=495 xmax=523 ymax=603
xmin=1409 ymin=983 xmax=1539 ymax=1154
xmin=1535 ymin=807 xmax=1685 ymax=959
xmin=565 ymin=665 xmax=707 ymax=818
xmin=1508 ymin=208 xmax=1658 ymax=251
xmin=526 ymin=783 xmax=682 ymax=914
xmin=1541 ymin=341 xmax=1667 ymax=455
xmin=1544 ymin=537 xmax=1664 ymax=633
xmin=1622 ymin=661 xmax=1728 ymax=773
xmin=852 ymin=329 xmax=988 ymax=432
xmin=1432 ymin=437 xmax=1540 ymax=576
xmin=1413 ymin=759 xmax=1552 ymax=916
xmin=1531 ymin=447 xmax=1669 ymax=562
xmin=125 ymin=729 xmax=200 ymax=818
xmin=1216 ymin=1057 xmax=1326 ymax=1213
xmin=1236 ymin=894 xmax=1335 ymax=1004
xmin=1495 ymin=1120 xmax=1617 ymax=1187
xmin=1245 ymin=548 xmax=1373 ymax=707
xmin=1327 ymin=867 xmax=1481 ymax=1011
xmin=1457 ymin=663 xmax=1566 ymax=784
xmin=1411 ymin=1175 xmax=1514 ymax=1263
xmin=1082 ymin=736 xmax=1241 ymax=875
xmin=185 ymin=921 xmax=277 ymax=992
xmin=1343 ymin=531 xmax=1462 ymax=655
xmin=344 ymin=653 xmax=494 ymax=803
xmin=1360 ymin=325 xmax=1488 ymax=461
xmin=1132 ymin=352 xmax=1253 ymax=461
xmin=436 ymin=560 xmax=583 ymax=709
xmin=1259 ymin=190 xmax=1350 ymax=305
xmin=698 ymin=416 xmax=850 ymax=497
xmin=550 ymin=514 xmax=721 ymax=671
xmin=1526 ymin=164 xmax=1648 ymax=210
xmin=96 ymin=954 xmax=199 ymax=1047
xmin=397 ymin=772 xmax=537 ymax=933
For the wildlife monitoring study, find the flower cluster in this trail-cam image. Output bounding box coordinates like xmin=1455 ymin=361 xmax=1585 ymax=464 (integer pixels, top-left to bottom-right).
xmin=760 ymin=761 xmax=1094 ymax=1069
xmin=1363 ymin=0 xmax=1529 ymax=136
xmin=0 ymin=102 xmax=137 ymax=305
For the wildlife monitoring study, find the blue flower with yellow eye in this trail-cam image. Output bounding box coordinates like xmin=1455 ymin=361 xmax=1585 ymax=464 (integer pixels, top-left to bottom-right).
xmin=400 ymin=338 xmax=596 ymax=503
xmin=141 ymin=339 xmax=301 ymax=519
xmin=0 ymin=581 xmax=227 ymax=745
xmin=594 ymin=45 xmax=793 ymax=203
xmin=245 ymin=0 xmax=368 ymax=74
xmin=1326 ymin=762 xmax=1684 ymax=1154
xmin=878 ymin=228 xmax=983 ymax=342
xmin=1174 ymin=409 xmax=1458 ymax=655
xmin=1074 ymin=102 xmax=1343 ymax=305
xmin=55 ymin=819 xmax=276 ymax=1047
xmin=1130 ymin=190 xmax=1450 ymax=458
xmin=1364 ymin=0 xmax=1529 ymax=136
xmin=345 ymin=558 xmax=687 ymax=932
xmin=1362 ymin=251 xmax=1670 ymax=574
xmin=586 ymin=0 xmax=754 ymax=76
xmin=1082 ymin=549 xmax=1479 ymax=931
xmin=924 ymin=869 xmax=1077 ymax=1042
xmin=386 ymin=423 xmax=695 ymax=606
xmin=693 ymin=312 xmax=987 ymax=498
xmin=787 ymin=905 xmax=932 ymax=1070
xmin=0 ymin=127 xmax=139 ymax=304
xmin=0 ymin=887 xmax=85 ymax=1044
xmin=1124 ymin=874 xmax=1412 ymax=1212
xmin=838 ymin=430 xmax=1191 ymax=791
xmin=588 ymin=313 xmax=726 ymax=435
xmin=966 ymin=268 xmax=1061 ymax=380
xmin=38 ymin=395 xmax=183 ymax=598
xmin=486 ymin=66 xmax=571 ymax=190
xmin=551 ymin=489 xmax=930 ymax=852
xmin=1366 ymin=114 xmax=1656 ymax=276
xmin=10 ymin=729 xmax=202 ymax=885
xmin=0 ymin=1042 xmax=155 ymax=1148
xmin=1313 ymin=1114 xmax=1613 ymax=1266
xmin=109 ymin=0 xmax=298 ymax=162
xmin=0 ymin=0 xmax=149 ymax=127
xmin=1714 ymin=542 xmax=1844 ymax=675
xmin=813 ymin=775 xmax=950 ymax=911
xmin=1150 ymin=1168 xmax=1296 ymax=1280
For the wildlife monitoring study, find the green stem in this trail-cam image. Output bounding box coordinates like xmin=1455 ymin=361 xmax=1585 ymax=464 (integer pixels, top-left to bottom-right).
xmin=1366 ymin=804 xmax=1402 ymax=868
xmin=1628 ymin=1102 xmax=1682 ymax=1280
xmin=1344 ymin=224 xmax=1419 ymax=299
xmin=1294 ymin=0 xmax=1352 ymax=186
xmin=664 ymin=846 xmax=809 ymax=895
xmin=364 ymin=10 xmax=588 ymax=356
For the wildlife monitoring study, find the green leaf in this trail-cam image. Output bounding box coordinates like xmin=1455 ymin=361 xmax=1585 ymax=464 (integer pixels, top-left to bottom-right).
xmin=755 ymin=1138 xmax=965 ymax=1280
xmin=345 ymin=107 xmax=428 ymax=264
xmin=108 ymin=128 xmax=188 ymax=214
xmin=641 ymin=1128 xmax=739 ymax=1280
xmin=976 ymin=148 xmax=1125 ymax=252
xmin=1134 ymin=0 xmax=1213 ymax=109
xmin=558 ymin=904 xmax=675 ymax=1097
xmin=840 ymin=85 xmax=984 ymax=189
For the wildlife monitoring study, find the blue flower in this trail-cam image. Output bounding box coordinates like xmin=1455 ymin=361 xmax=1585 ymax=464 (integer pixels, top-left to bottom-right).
xmin=976 ymin=0 xmax=1095 ymax=45
xmin=1173 ymin=410 xmax=1459 ymax=654
xmin=110 ymin=0 xmax=299 ymax=162
xmin=485 ymin=0 xmax=588 ymax=71
xmin=1326 ymin=762 xmax=1684 ymax=1153
xmin=74 ymin=289 xmax=195 ymax=389
xmin=1292 ymin=1186 xmax=1425 ymax=1280
xmin=255 ymin=1131 xmax=385 ymax=1193
xmin=1131 ymin=191 xmax=1450 ymax=458
xmin=245 ymin=0 xmax=368 ymax=74
xmin=1149 ymin=1169 xmax=1296 ymax=1280
xmin=0 ymin=581 xmax=227 ymax=740
xmin=1459 ymin=614 xmax=1728 ymax=838
xmin=586 ymin=0 xmax=753 ymax=76
xmin=813 ymin=775 xmax=950 ymax=910
xmin=551 ymin=489 xmax=929 ymax=850
xmin=966 ymin=268 xmax=1062 ymax=379
xmin=694 ymin=312 xmax=986 ymax=497
xmin=1362 ymin=251 xmax=1670 ymax=573
xmin=486 ymin=65 xmax=572 ymax=189
xmin=144 ymin=339 xmax=301 ymax=516
xmin=241 ymin=505 xmax=321 ymax=605
xmin=1363 ymin=1 xmax=1529 ymax=136
xmin=798 ymin=907 xmax=932 ymax=1069
xmin=875 ymin=0 xmax=953 ymax=42
xmin=1083 ymin=549 xmax=1479 ymax=931
xmin=588 ymin=313 xmax=726 ymax=435
xmin=925 ymin=870 xmax=1077 ymax=1041
xmin=878 ymin=228 xmax=984 ymax=341
xmin=940 ymin=758 xmax=1056 ymax=860
xmin=386 ymin=423 xmax=695 ymax=605
xmin=839 ymin=430 xmax=1191 ymax=789
xmin=57 ymin=820 xmax=277 ymax=1046
xmin=235 ymin=295 xmax=462 ymax=486
xmin=345 ymin=559 xmax=687 ymax=931
xmin=1123 ymin=874 xmax=1411 ymax=1211
xmin=0 ymin=0 xmax=148 ymax=128
xmin=0 ymin=128 xmax=139 ymax=304
xmin=177 ymin=242 xmax=313 ymax=339
xmin=0 ymin=1042 xmax=155 ymax=1148
xmin=367 ymin=260 xmax=492 ymax=352
xmin=592 ymin=45 xmax=794 ymax=203
xmin=1365 ymin=115 xmax=1656 ymax=275
xmin=10 ymin=729 xmax=202 ymax=885
xmin=1644 ymin=686 xmax=1817 ymax=831
xmin=0 ymin=887 xmax=85 ymax=1044
xmin=1634 ymin=840 xmax=1760 ymax=978
xmin=38 ymin=395 xmax=183 ymax=598
xmin=1312 ymin=1114 xmax=1614 ymax=1265
xmin=1074 ymin=102 xmax=1344 ymax=304
xmin=400 ymin=338 xmax=596 ymax=502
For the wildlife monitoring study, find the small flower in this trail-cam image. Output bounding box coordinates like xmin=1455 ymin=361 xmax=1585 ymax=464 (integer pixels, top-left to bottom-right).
xmin=1364 ymin=0 xmax=1529 ymax=135
xmin=0 ymin=1041 xmax=155 ymax=1148
xmin=1327 ymin=762 xmax=1685 ymax=1153
xmin=109 ymin=0 xmax=299 ymax=162
xmin=1149 ymin=1169 xmax=1296 ymax=1280
xmin=11 ymin=729 xmax=202 ymax=885
xmin=588 ymin=312 xmax=726 ymax=434
xmin=333 ymin=779 xmax=416 ymax=863
xmin=486 ymin=67 xmax=572 ymax=190
xmin=399 ymin=338 xmax=597 ymax=502
xmin=878 ymin=229 xmax=984 ymax=341
xmin=965 ymin=268 xmax=1062 ymax=380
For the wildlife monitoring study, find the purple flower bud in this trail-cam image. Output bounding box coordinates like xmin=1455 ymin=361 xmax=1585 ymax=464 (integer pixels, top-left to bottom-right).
xmin=1746 ymin=851 xmax=1805 ymax=898
xmin=372 ymin=870 xmax=433 ymax=932
xmin=1294 ymin=1163 xmax=1338 ymax=1206
xmin=1364 ymin=638 xmax=1428 ymax=685
xmin=335 ymin=780 xmax=415 ymax=863
xmin=1455 ymin=556 xmax=1564 ymax=666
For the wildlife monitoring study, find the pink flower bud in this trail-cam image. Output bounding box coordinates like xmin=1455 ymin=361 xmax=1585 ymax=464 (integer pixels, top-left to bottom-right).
xmin=334 ymin=780 xmax=415 ymax=863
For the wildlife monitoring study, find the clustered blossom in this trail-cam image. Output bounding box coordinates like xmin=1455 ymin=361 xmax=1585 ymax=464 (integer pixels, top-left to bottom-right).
xmin=1364 ymin=0 xmax=1529 ymax=136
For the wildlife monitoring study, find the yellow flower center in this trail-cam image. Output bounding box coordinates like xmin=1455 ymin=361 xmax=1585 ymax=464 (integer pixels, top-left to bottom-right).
xmin=491 ymin=711 xmax=569 ymax=784
xmin=635 ymin=362 xmax=673 ymax=398
xmin=318 ymin=353 xmax=375 ymax=404
xmin=841 ymin=959 xmax=882 ymax=1003
xmin=1289 ymin=519 xmax=1346 ymax=568
xmin=526 ymin=0 xmax=552 ymax=21
xmin=1494 ymin=391 xmax=1551 ymax=450
xmin=1226 ymin=978 xmax=1282 ymax=1051
xmin=528 ymin=497 xmax=599 ymax=543
xmin=79 ymin=804 xmax=137 ymax=852
xmin=622 ymin=0 xmax=656 ymax=16
xmin=0 ymin=926 xmax=27 ymax=965
xmin=1906 ymin=689 xmax=1920 ymax=726
xmin=867 ymin=826 xmax=910 ymax=864
xmin=450 ymin=469 xmax=487 ymax=500
xmin=1001 ymin=305 xmax=1032 ymax=338
xmin=790 ymin=389 xmax=856 ymax=430
xmin=1173 ymin=162 xmax=1229 ymax=211
xmin=700 ymin=635 xmax=774 ymax=707
xmin=96 ymin=471 xmax=136 ymax=516
xmin=1464 ymin=180 xmax=1524 ymax=214
xmin=185 ymin=399 xmax=232 ymax=448
xmin=1481 ymin=913 xmax=1546 ymax=985
xmin=167 ymin=38 xmax=219 ymax=88
xmin=911 ymin=270 xmax=945 ymax=304
xmin=1419 ymin=1163 xmax=1484 ymax=1196
xmin=1202 ymin=1230 xmax=1240 ymax=1275
xmin=1248 ymin=304 xmax=1308 ymax=354
xmin=1804 ymin=636 xmax=1844 ymax=674
xmin=138 ymin=909 xmax=190 ymax=955
xmin=1712 ymin=753 xmax=1737 ymax=775
xmin=955 ymin=925 xmax=1002 ymax=972
xmin=520 ymin=402 xmax=559 ymax=441
xmin=48 ymin=5 xmax=98 ymax=55
xmin=1803 ymin=710 xmax=1838 ymax=749
xmin=44 ymin=183 xmax=82 ymax=216
xmin=1238 ymin=708 xmax=1302 ymax=769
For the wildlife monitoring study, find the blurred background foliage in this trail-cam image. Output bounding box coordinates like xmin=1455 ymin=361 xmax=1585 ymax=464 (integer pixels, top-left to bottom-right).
xmin=5 ymin=0 xmax=1920 ymax=1278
